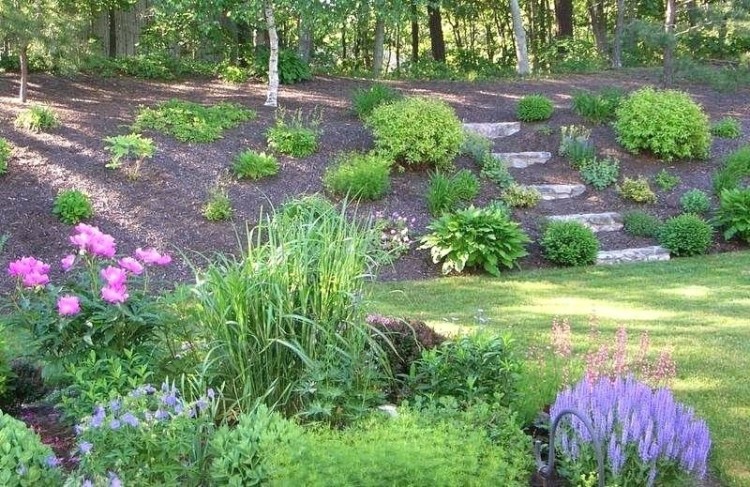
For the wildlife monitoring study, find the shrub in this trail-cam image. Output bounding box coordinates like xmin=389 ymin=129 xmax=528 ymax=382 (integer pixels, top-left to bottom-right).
xmin=323 ymin=152 xmax=391 ymax=200
xmin=14 ymin=105 xmax=58 ymax=132
xmin=0 ymin=138 xmax=10 ymax=175
xmin=479 ymin=154 xmax=515 ymax=190
xmin=232 ymin=150 xmax=279 ymax=180
xmin=133 ymin=99 xmax=255 ymax=143
xmin=351 ymin=83 xmax=401 ymax=119
xmin=104 ymin=134 xmax=156 ymax=179
xmin=711 ymin=116 xmax=741 ymax=139
xmin=460 ymin=130 xmax=493 ymax=163
xmin=516 ymin=94 xmax=554 ymax=122
xmin=202 ymin=187 xmax=233 ymax=221
xmin=501 ymin=184 xmax=542 ymax=208
xmin=370 ymin=211 xmax=415 ymax=264
xmin=653 ymin=168 xmax=681 ymax=191
xmin=217 ymin=64 xmax=252 ymax=84
xmin=713 ymin=145 xmax=750 ymax=194
xmin=571 ymin=87 xmax=624 ymax=123
xmin=622 ymin=210 xmax=663 ymax=238
xmin=680 ymin=189 xmax=711 ymax=215
xmin=619 ymin=176 xmax=657 ymax=203
xmin=425 ymin=170 xmax=479 ymax=216
xmin=579 ymin=157 xmax=620 ymax=190
xmin=266 ymin=108 xmax=320 ymax=158
xmin=658 ymin=213 xmax=714 ymax=256
xmin=716 ymin=188 xmax=750 ymax=242
xmin=52 ymin=189 xmax=94 ymax=225
xmin=367 ymin=97 xmax=464 ymax=170
xmin=419 ymin=205 xmax=530 ymax=276
xmin=541 ymin=220 xmax=599 ymax=266
xmin=0 ymin=410 xmax=63 ymax=485
xmin=552 ymin=377 xmax=710 ymax=486
xmin=254 ymin=48 xmax=311 ymax=84
xmin=614 ymin=87 xmax=711 ymax=161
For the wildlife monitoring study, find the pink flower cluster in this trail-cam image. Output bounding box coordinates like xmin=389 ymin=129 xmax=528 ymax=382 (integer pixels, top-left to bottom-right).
xmin=70 ymin=224 xmax=117 ymax=258
xmin=8 ymin=256 xmax=50 ymax=287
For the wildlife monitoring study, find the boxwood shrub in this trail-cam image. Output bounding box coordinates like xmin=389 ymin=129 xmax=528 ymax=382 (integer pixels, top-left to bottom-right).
xmin=541 ymin=220 xmax=600 ymax=266
xmin=658 ymin=214 xmax=714 ymax=256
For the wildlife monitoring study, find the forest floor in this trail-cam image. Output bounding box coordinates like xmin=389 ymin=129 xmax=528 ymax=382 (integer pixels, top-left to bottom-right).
xmin=1 ymin=69 xmax=749 ymax=288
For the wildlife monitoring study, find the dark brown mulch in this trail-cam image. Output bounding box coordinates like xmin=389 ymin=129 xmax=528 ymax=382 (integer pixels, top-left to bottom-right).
xmin=1 ymin=69 xmax=749 ymax=289
xmin=18 ymin=404 xmax=77 ymax=470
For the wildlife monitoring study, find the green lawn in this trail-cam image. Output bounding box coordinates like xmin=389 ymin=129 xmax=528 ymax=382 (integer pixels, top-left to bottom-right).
xmin=368 ymin=252 xmax=750 ymax=487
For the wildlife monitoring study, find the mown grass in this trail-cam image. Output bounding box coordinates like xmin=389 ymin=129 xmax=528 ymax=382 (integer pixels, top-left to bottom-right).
xmin=368 ymin=252 xmax=750 ymax=487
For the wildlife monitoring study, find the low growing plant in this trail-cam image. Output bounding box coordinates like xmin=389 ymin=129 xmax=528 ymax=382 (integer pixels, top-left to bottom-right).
xmin=232 ymin=150 xmax=279 ymax=180
xmin=713 ymin=145 xmax=750 ymax=194
xmin=479 ymin=154 xmax=515 ymax=190
xmin=266 ymin=108 xmax=320 ymax=157
xmin=579 ymin=157 xmax=620 ymax=190
xmin=351 ymin=83 xmax=401 ymax=119
xmin=52 ymin=189 xmax=94 ymax=225
xmin=104 ymin=133 xmax=156 ymax=179
xmin=254 ymin=48 xmax=311 ymax=84
xmin=658 ymin=213 xmax=714 ymax=256
xmin=516 ymin=94 xmax=554 ymax=122
xmin=460 ymin=130 xmax=493 ymax=163
xmin=710 ymin=116 xmax=741 ymax=139
xmin=14 ymin=105 xmax=58 ymax=132
xmin=619 ymin=176 xmax=657 ymax=203
xmin=622 ymin=210 xmax=663 ymax=238
xmin=541 ymin=220 xmax=600 ymax=266
xmin=501 ymin=184 xmax=542 ymax=208
xmin=370 ymin=211 xmax=415 ymax=264
xmin=716 ymin=188 xmax=750 ymax=242
xmin=0 ymin=138 xmax=11 ymax=175
xmin=0 ymin=410 xmax=63 ymax=485
xmin=680 ymin=189 xmax=711 ymax=215
xmin=653 ymin=168 xmax=681 ymax=192
xmin=559 ymin=125 xmax=595 ymax=169
xmin=571 ymin=87 xmax=624 ymax=124
xmin=323 ymin=151 xmax=391 ymax=200
xmin=202 ymin=187 xmax=233 ymax=221
xmin=425 ymin=170 xmax=479 ymax=216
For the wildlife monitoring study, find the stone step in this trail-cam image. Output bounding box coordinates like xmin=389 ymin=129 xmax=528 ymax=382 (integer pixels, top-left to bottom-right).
xmin=463 ymin=122 xmax=520 ymax=138
xmin=525 ymin=184 xmax=586 ymax=200
xmin=597 ymin=246 xmax=670 ymax=265
xmin=493 ymin=151 xmax=552 ymax=168
xmin=548 ymin=212 xmax=623 ymax=232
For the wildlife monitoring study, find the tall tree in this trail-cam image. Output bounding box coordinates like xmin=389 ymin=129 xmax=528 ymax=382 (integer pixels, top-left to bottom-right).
xmin=554 ymin=0 xmax=573 ymax=38
xmin=264 ymin=0 xmax=279 ymax=107
xmin=410 ymin=1 xmax=419 ymax=63
xmin=612 ymin=0 xmax=625 ymax=68
xmin=509 ymin=0 xmax=530 ymax=74
xmin=373 ymin=13 xmax=386 ymax=76
xmin=427 ymin=1 xmax=446 ymax=62
xmin=663 ymin=0 xmax=676 ymax=86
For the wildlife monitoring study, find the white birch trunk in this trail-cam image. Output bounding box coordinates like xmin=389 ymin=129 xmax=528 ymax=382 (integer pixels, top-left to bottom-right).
xmin=612 ymin=0 xmax=625 ymax=68
xmin=510 ymin=0 xmax=530 ymax=75
xmin=264 ymin=1 xmax=279 ymax=107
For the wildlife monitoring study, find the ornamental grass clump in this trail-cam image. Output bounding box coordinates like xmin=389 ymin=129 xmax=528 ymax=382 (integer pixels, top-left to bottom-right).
xmin=552 ymin=376 xmax=711 ymax=486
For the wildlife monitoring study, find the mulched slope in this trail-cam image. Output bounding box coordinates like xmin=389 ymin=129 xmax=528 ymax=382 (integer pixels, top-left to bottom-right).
xmin=0 ymin=70 xmax=748 ymax=288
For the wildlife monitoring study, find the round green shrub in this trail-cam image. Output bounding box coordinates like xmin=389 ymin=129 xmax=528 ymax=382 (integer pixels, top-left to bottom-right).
xmin=0 ymin=410 xmax=63 ymax=485
xmin=680 ymin=189 xmax=711 ymax=215
xmin=716 ymin=188 xmax=750 ymax=243
xmin=541 ymin=220 xmax=599 ymax=266
xmin=233 ymin=150 xmax=280 ymax=180
xmin=516 ymin=95 xmax=554 ymax=122
xmin=614 ymin=88 xmax=711 ymax=161
xmin=323 ymin=152 xmax=391 ymax=200
xmin=622 ymin=210 xmax=663 ymax=238
xmin=367 ymin=97 xmax=464 ymax=170
xmin=658 ymin=214 xmax=714 ymax=256
xmin=52 ymin=189 xmax=94 ymax=225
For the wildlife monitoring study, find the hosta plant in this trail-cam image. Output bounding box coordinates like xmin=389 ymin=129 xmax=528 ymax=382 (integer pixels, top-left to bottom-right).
xmin=0 ymin=410 xmax=63 ymax=486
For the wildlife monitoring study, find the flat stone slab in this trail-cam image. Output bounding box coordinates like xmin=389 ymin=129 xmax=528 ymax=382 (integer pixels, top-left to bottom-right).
xmin=526 ymin=184 xmax=586 ymax=200
xmin=463 ymin=122 xmax=520 ymax=138
xmin=492 ymin=151 xmax=552 ymax=168
xmin=548 ymin=212 xmax=623 ymax=232
xmin=597 ymin=246 xmax=670 ymax=265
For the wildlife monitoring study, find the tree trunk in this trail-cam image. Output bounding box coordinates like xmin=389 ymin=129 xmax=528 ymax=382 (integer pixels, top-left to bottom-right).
xmin=663 ymin=0 xmax=676 ymax=86
xmin=510 ymin=0 xmax=530 ymax=75
xmin=589 ymin=0 xmax=609 ymax=58
xmin=342 ymin=21 xmax=347 ymax=60
xmin=264 ymin=1 xmax=279 ymax=107
xmin=428 ymin=3 xmax=446 ymax=62
xmin=297 ymin=16 xmax=312 ymax=63
xmin=410 ymin=2 xmax=419 ymax=63
xmin=554 ymin=0 xmax=574 ymax=38
xmin=373 ymin=15 xmax=385 ymax=77
xmin=108 ymin=8 xmax=117 ymax=58
xmin=19 ymin=44 xmax=29 ymax=103
xmin=612 ymin=0 xmax=625 ymax=68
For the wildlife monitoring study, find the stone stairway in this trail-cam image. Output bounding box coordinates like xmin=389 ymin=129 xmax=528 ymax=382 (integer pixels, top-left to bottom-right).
xmin=493 ymin=151 xmax=552 ymax=168
xmin=463 ymin=122 xmax=520 ymax=138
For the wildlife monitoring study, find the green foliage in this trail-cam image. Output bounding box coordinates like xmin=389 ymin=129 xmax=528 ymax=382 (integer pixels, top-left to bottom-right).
xmin=52 ymin=189 xmax=94 ymax=225
xmin=711 ymin=117 xmax=742 ymax=139
xmin=614 ymin=87 xmax=711 ymax=161
xmin=623 ymin=210 xmax=663 ymax=238
xmin=425 ymin=170 xmax=479 ymax=216
xmin=254 ymin=48 xmax=311 ymax=84
xmin=658 ymin=214 xmax=714 ymax=256
xmin=559 ymin=125 xmax=595 ymax=169
xmin=571 ymin=88 xmax=624 ymax=123
xmin=654 ymin=169 xmax=681 ymax=192
xmin=232 ymin=150 xmax=279 ymax=180
xmin=0 ymin=358 xmax=45 ymax=414
xmin=479 ymin=154 xmax=515 ymax=190
xmin=501 ymin=184 xmax=542 ymax=208
xmin=680 ymin=189 xmax=711 ymax=215
xmin=0 ymin=410 xmax=63 ymax=486
xmin=202 ymin=187 xmax=233 ymax=221
xmin=541 ymin=220 xmax=600 ymax=266
xmin=217 ymin=64 xmax=252 ymax=84
xmin=619 ymin=176 xmax=657 ymax=203
xmin=713 ymin=145 xmax=750 ymax=194
xmin=579 ymin=157 xmax=620 ymax=190
xmin=367 ymin=97 xmax=464 ymax=170
xmin=0 ymin=330 xmax=8 ymax=401
xmin=14 ymin=105 xmax=58 ymax=132
xmin=516 ymin=94 xmax=554 ymax=122
xmin=323 ymin=152 xmax=391 ymax=201
xmin=0 ymin=138 xmax=11 ymax=175
xmin=104 ymin=134 xmax=155 ymax=179
xmin=538 ymin=38 xmax=606 ymax=73
xmin=351 ymin=83 xmax=401 ymax=120
xmin=419 ymin=205 xmax=530 ymax=276
xmin=266 ymin=108 xmax=320 ymax=158
xmin=460 ymin=131 xmax=493 ymax=163
xmin=133 ymin=99 xmax=255 ymax=143
xmin=84 ymin=53 xmax=214 ymax=80
xmin=716 ymin=188 xmax=750 ymax=242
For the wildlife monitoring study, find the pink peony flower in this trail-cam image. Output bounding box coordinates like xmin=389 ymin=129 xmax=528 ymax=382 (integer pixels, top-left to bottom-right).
xmin=100 ymin=266 xmax=127 ymax=288
xmin=89 ymin=233 xmax=117 ymax=258
xmin=101 ymin=285 xmax=128 ymax=304
xmin=57 ymin=295 xmax=81 ymax=316
xmin=118 ymin=257 xmax=143 ymax=275
xmin=8 ymin=257 xmax=50 ymax=288
xmin=61 ymin=254 xmax=76 ymax=271
xmin=70 ymin=224 xmax=117 ymax=258
xmin=135 ymin=248 xmax=171 ymax=266
xmin=22 ymin=271 xmax=50 ymax=287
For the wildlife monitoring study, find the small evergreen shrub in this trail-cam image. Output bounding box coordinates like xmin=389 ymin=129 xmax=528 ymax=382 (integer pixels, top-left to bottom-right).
xmin=711 ymin=116 xmax=741 ymax=139
xmin=579 ymin=157 xmax=619 ymax=190
xmin=619 ymin=176 xmax=657 ymax=203
xmin=460 ymin=131 xmax=493 ymax=163
xmin=53 ymin=189 xmax=94 ymax=225
xmin=266 ymin=108 xmax=320 ymax=157
xmin=0 ymin=410 xmax=63 ymax=485
xmin=516 ymin=95 xmax=554 ymax=122
xmin=0 ymin=138 xmax=10 ymax=175
xmin=654 ymin=168 xmax=681 ymax=191
xmin=623 ymin=211 xmax=663 ymax=238
xmin=232 ymin=150 xmax=279 ymax=180
xmin=351 ymin=83 xmax=401 ymax=119
xmin=479 ymin=154 xmax=515 ymax=190
xmin=323 ymin=152 xmax=391 ymax=200
xmin=571 ymin=87 xmax=624 ymax=123
xmin=367 ymin=97 xmax=464 ymax=170
xmin=14 ymin=105 xmax=58 ymax=132
xmin=614 ymin=87 xmax=711 ymax=161
xmin=541 ymin=220 xmax=600 ymax=266
xmin=680 ymin=189 xmax=711 ymax=215
xmin=713 ymin=145 xmax=750 ymax=194
xmin=202 ymin=187 xmax=233 ymax=221
xmin=425 ymin=170 xmax=479 ymax=216
xmin=419 ymin=205 xmax=530 ymax=276
xmin=716 ymin=188 xmax=750 ymax=242
xmin=501 ymin=184 xmax=542 ymax=208
xmin=658 ymin=214 xmax=714 ymax=256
